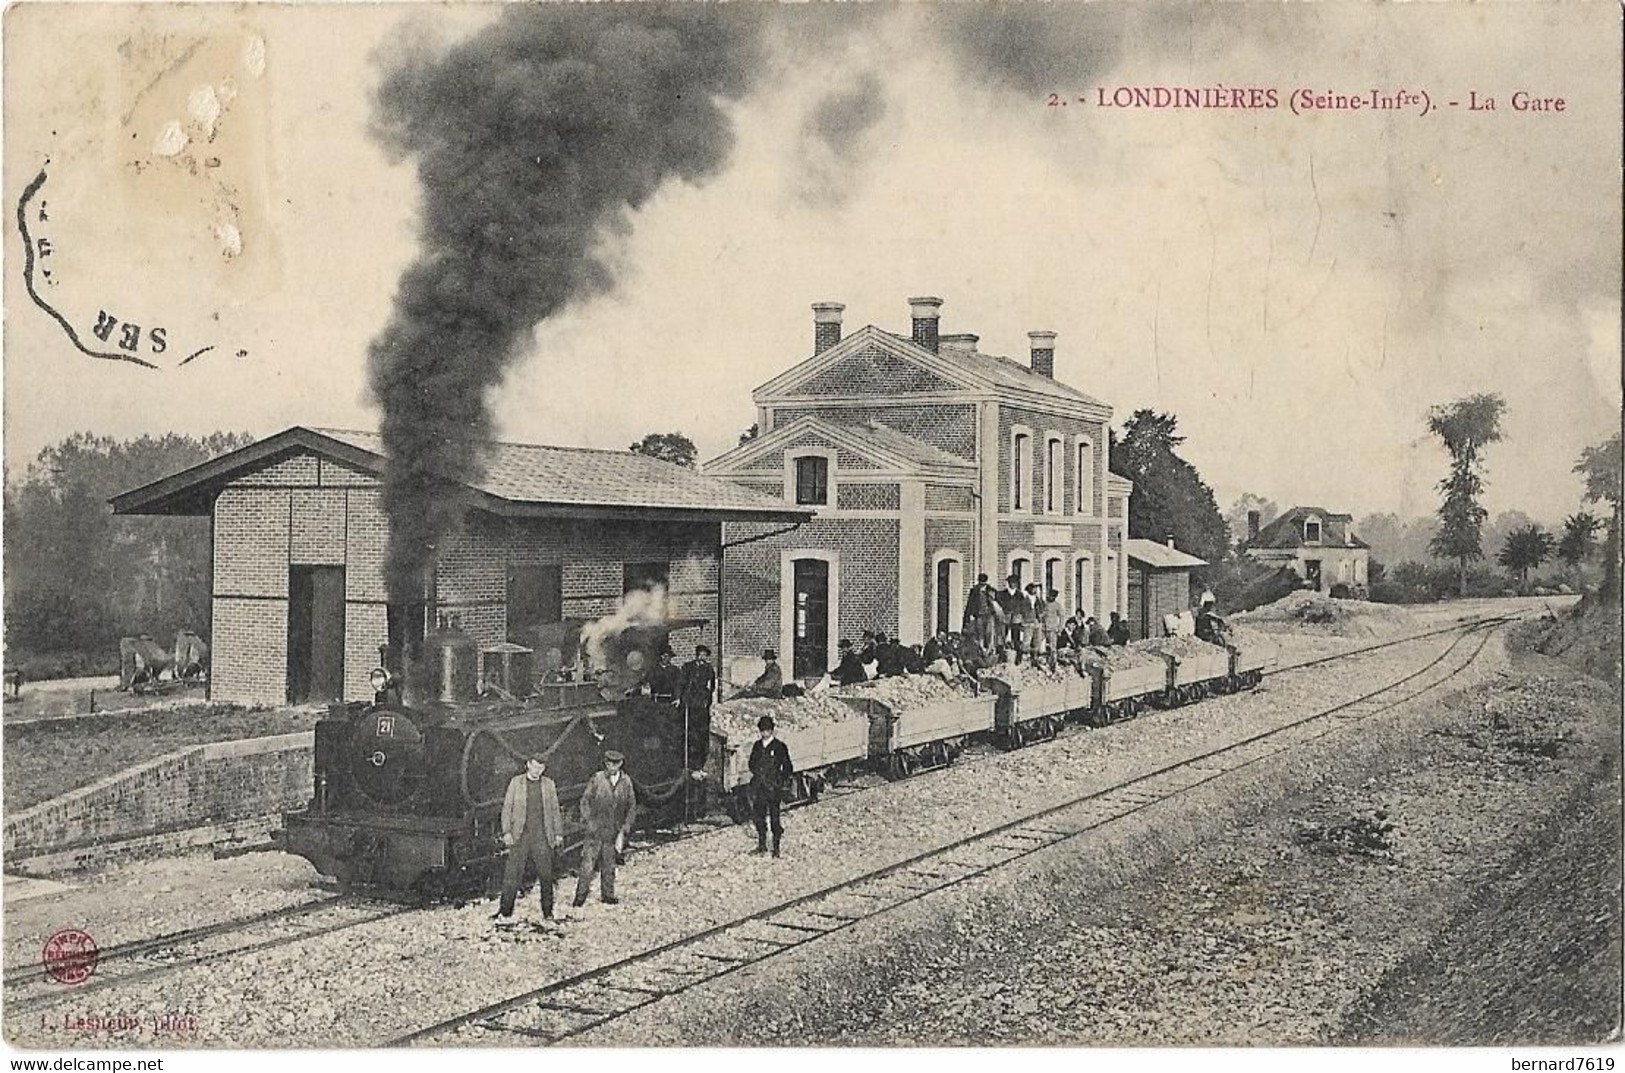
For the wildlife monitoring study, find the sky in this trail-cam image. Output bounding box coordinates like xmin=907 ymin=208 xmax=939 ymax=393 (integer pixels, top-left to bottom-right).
xmin=2 ymin=2 xmax=1619 ymax=526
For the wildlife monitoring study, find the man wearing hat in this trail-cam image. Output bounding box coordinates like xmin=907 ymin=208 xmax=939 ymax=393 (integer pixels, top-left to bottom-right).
xmin=748 ymin=716 xmax=794 ymax=858
xmin=573 ymin=750 xmax=637 ymax=906
xmin=495 ymin=754 xmax=563 ymax=923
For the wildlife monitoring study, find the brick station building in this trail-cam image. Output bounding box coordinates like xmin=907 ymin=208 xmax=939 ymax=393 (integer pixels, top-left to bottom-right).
xmin=705 ymin=297 xmax=1133 ymax=679
xmin=112 ymin=427 xmax=808 ymax=706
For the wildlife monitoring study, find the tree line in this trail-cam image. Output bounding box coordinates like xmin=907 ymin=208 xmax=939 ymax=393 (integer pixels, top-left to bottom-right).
xmin=3 ymin=432 xmax=253 ymax=678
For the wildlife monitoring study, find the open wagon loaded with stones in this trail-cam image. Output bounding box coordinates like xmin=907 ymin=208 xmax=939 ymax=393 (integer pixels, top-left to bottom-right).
xmin=1079 ymin=632 xmax=1275 ymax=726
xmin=832 ymin=675 xmax=997 ymax=780
xmin=979 ymin=663 xmax=1095 ymax=749
xmin=707 ymin=695 xmax=872 ymax=822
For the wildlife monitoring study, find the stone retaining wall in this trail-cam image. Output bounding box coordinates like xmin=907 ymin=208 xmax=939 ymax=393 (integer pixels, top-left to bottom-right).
xmin=3 ymin=732 xmax=313 ymax=873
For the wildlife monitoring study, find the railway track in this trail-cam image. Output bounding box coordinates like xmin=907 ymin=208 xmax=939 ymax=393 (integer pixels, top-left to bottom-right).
xmin=391 ymin=615 xmax=1511 ymax=1046
xmin=3 ymin=895 xmax=415 ymax=1009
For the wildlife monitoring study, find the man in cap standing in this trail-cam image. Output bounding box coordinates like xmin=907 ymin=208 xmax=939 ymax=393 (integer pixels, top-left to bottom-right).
xmin=749 ymin=716 xmax=794 ymax=858
xmin=495 ymin=754 xmax=563 ymax=923
xmin=573 ymin=750 xmax=637 ymax=907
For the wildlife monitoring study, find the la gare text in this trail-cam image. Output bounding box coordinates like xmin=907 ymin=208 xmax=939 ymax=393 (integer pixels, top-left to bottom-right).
xmin=1056 ymin=86 xmax=1567 ymax=116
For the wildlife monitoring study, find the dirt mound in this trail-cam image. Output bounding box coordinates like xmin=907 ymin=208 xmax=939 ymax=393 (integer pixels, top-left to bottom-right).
xmin=1511 ymin=598 xmax=1623 ymax=690
xmin=1232 ymin=591 xmax=1416 ymax=638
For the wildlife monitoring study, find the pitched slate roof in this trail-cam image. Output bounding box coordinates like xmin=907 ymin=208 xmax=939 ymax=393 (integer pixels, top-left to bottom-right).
xmin=1126 ymin=538 xmax=1208 ymax=570
xmin=883 ymin=329 xmax=1109 ymax=408
xmin=1246 ymin=506 xmax=1369 ymax=550
xmin=112 ymin=426 xmax=810 ymax=522
xmin=836 ymin=418 xmax=976 ymax=470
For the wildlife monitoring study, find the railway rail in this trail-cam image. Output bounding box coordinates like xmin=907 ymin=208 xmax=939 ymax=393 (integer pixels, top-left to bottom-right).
xmin=391 ymin=615 xmax=1511 ymax=1046
xmin=2 ymin=895 xmax=414 ymax=1010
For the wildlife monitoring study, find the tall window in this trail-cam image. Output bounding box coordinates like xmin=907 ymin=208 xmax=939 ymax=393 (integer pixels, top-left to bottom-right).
xmin=1076 ymin=437 xmax=1094 ymax=516
xmin=1304 ymin=517 xmax=1322 ymax=544
xmin=1011 ymin=557 xmax=1031 ymax=588
xmin=1013 ymin=432 xmax=1031 ymax=510
xmin=1043 ymin=556 xmax=1063 ymax=601
xmin=933 ymin=555 xmax=963 ymax=636
xmin=1073 ymin=555 xmax=1094 ymax=617
xmin=794 ymin=456 xmax=829 ymax=506
xmin=1045 ymin=437 xmax=1062 ymax=512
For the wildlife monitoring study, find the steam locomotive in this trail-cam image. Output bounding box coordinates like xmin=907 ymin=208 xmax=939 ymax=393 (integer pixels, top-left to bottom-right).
xmin=277 ymin=619 xmax=696 ymax=897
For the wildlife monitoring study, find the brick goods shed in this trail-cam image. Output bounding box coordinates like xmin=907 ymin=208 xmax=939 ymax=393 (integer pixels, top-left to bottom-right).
xmin=1125 ymin=538 xmax=1208 ymax=641
xmin=112 ymin=427 xmax=808 ymax=706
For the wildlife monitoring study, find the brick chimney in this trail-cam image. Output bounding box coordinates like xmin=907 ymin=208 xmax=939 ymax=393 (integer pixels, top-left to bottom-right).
xmin=1247 ymin=510 xmax=1261 ymax=542
xmin=812 ymin=302 xmax=844 ymax=354
xmin=1028 ymin=331 xmax=1057 ymax=378
xmin=908 ymin=296 xmax=943 ymax=353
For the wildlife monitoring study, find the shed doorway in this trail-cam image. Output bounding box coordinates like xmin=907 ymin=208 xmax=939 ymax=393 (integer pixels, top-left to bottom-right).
xmin=289 ymin=566 xmax=346 ymax=703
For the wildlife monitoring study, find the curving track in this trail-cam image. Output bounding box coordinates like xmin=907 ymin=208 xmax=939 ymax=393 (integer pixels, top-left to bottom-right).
xmin=391 ymin=615 xmax=1512 ymax=1046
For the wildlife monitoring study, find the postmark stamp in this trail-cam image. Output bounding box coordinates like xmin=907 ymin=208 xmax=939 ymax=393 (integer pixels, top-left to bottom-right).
xmin=41 ymin=928 xmax=99 ymax=986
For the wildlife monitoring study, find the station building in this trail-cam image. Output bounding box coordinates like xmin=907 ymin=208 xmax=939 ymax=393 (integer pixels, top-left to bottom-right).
xmin=705 ymin=297 xmax=1132 ymax=679
xmin=112 ymin=427 xmax=807 ymax=706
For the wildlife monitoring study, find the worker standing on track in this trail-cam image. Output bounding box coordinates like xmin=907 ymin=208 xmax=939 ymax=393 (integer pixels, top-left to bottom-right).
xmin=573 ymin=751 xmax=637 ymax=907
xmin=495 ymin=755 xmax=563 ymax=924
xmin=748 ymin=716 xmax=794 ymax=859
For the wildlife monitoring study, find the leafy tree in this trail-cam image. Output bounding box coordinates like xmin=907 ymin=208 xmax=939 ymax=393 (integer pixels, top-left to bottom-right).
xmin=1224 ymin=493 xmax=1278 ymax=549
xmin=629 ymin=431 xmax=698 ymax=469
xmin=1356 ymin=513 xmax=1437 ymax=567
xmin=1575 ymin=432 xmax=1623 ymax=603
xmin=3 ymin=431 xmax=253 ymax=675
xmin=1556 ymin=512 xmax=1601 ymax=576
xmin=738 ymin=423 xmax=760 ymax=446
xmin=1108 ymin=410 xmax=1230 ymax=565
xmin=1496 ymin=524 xmax=1554 ymax=591
xmin=1425 ymin=393 xmax=1506 ymax=596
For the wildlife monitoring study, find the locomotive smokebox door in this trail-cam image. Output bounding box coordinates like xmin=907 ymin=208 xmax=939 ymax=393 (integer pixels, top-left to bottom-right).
xmin=351 ymin=708 xmax=429 ymax=806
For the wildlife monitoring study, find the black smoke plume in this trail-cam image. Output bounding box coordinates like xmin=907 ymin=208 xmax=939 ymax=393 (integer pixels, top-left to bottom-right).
xmin=366 ymin=6 xmax=765 ymax=601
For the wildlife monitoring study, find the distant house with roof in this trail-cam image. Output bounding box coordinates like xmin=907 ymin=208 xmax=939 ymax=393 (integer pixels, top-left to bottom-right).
xmin=112 ymin=427 xmax=808 ymax=705
xmin=704 ymin=297 xmax=1132 ymax=679
xmin=1241 ymin=506 xmax=1370 ymax=593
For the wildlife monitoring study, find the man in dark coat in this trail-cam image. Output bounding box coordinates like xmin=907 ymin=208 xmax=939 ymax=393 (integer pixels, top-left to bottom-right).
xmin=646 ymin=647 xmax=682 ymax=705
xmin=1107 ymin=611 xmax=1131 ymax=646
xmin=964 ymin=574 xmax=1000 ymax=654
xmin=495 ymin=755 xmax=563 ymax=923
xmin=573 ymin=751 xmax=637 ymax=907
xmin=748 ymin=716 xmax=794 ymax=858
xmin=876 ymin=633 xmax=908 ymax=678
xmin=739 ymin=649 xmax=783 ymax=699
xmin=831 ymin=639 xmax=867 ymax=685
xmin=679 ymin=644 xmax=717 ymax=770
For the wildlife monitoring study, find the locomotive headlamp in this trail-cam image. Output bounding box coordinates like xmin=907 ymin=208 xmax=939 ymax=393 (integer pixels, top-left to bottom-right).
xmin=370 ymin=668 xmax=390 ymax=691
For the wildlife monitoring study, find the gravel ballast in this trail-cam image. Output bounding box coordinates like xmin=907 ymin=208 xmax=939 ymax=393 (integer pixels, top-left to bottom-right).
xmin=1 ymin=621 xmax=1548 ymax=1048
xmin=577 ymin=641 xmax=1618 ymax=1046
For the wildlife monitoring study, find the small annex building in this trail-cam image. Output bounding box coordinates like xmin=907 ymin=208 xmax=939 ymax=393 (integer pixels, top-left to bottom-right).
xmin=112 ymin=427 xmax=809 ymax=706
xmin=1125 ymin=538 xmax=1208 ymax=641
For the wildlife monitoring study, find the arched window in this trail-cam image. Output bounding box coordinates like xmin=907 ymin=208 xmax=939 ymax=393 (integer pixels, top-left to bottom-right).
xmin=1075 ymin=437 xmax=1094 ymax=516
xmin=1043 ymin=555 xmax=1064 ymax=603
xmin=1007 ymin=551 xmax=1033 ymax=589
xmin=1045 ymin=436 xmax=1063 ymax=513
xmin=1011 ymin=428 xmax=1033 ymax=512
xmin=1073 ymin=553 xmax=1095 ymax=617
xmin=932 ymin=553 xmax=965 ymax=637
